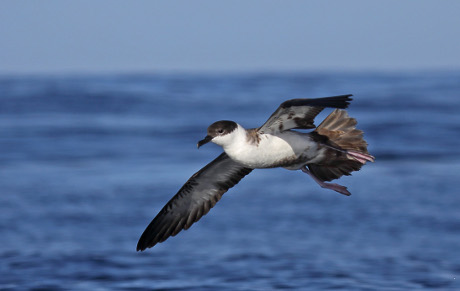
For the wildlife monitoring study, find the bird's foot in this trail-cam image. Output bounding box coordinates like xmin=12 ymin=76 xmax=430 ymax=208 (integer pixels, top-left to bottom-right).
xmin=317 ymin=181 xmax=351 ymax=196
xmin=301 ymin=166 xmax=351 ymax=196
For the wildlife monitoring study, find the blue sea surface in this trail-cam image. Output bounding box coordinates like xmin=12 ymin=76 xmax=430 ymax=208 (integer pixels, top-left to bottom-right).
xmin=1 ymin=72 xmax=460 ymax=290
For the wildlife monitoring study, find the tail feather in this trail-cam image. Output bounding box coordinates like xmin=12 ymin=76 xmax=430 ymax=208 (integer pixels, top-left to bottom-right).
xmin=315 ymin=109 xmax=369 ymax=153
xmin=309 ymin=109 xmax=374 ymax=182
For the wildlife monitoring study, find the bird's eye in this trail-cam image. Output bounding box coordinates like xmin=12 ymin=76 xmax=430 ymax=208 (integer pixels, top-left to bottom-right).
xmin=218 ymin=129 xmax=224 ymax=134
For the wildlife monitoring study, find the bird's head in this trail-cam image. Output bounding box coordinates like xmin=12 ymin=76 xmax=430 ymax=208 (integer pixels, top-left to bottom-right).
xmin=197 ymin=120 xmax=238 ymax=148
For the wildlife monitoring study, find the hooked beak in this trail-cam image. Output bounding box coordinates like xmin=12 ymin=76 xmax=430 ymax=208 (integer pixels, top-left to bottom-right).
xmin=197 ymin=135 xmax=213 ymax=148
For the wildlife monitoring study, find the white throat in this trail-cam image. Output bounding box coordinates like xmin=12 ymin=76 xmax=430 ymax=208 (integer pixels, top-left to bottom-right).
xmin=211 ymin=123 xmax=248 ymax=149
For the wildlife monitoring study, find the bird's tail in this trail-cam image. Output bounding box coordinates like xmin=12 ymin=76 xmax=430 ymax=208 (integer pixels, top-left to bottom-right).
xmin=309 ymin=109 xmax=374 ymax=181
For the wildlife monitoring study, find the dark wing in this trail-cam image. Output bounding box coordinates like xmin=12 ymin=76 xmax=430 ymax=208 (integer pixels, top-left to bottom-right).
xmin=257 ymin=95 xmax=352 ymax=134
xmin=137 ymin=152 xmax=252 ymax=251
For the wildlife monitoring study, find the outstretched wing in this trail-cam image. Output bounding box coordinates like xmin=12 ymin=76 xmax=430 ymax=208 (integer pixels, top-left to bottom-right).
xmin=137 ymin=152 xmax=252 ymax=251
xmin=257 ymin=95 xmax=352 ymax=134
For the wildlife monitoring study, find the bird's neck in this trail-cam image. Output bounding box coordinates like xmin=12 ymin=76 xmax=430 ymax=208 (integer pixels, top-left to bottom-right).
xmin=222 ymin=124 xmax=250 ymax=150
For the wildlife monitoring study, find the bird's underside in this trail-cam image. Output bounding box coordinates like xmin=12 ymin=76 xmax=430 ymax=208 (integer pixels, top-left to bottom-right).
xmin=136 ymin=94 xmax=374 ymax=251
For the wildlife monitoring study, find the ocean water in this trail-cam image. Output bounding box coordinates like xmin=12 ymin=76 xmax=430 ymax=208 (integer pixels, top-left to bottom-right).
xmin=1 ymin=72 xmax=459 ymax=290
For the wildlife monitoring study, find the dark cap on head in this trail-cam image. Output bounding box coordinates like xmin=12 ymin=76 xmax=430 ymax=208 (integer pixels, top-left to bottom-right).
xmin=197 ymin=120 xmax=237 ymax=148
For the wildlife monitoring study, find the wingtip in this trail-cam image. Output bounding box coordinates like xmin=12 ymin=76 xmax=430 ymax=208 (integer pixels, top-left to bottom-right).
xmin=341 ymin=94 xmax=353 ymax=105
xmin=136 ymin=233 xmax=154 ymax=251
xmin=136 ymin=243 xmax=145 ymax=252
xmin=323 ymin=95 xmax=353 ymax=109
xmin=136 ymin=242 xmax=152 ymax=252
xmin=137 ymin=234 xmax=161 ymax=251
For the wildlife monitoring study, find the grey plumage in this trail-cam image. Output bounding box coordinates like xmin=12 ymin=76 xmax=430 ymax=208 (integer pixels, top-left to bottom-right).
xmin=137 ymin=94 xmax=373 ymax=251
xmin=137 ymin=153 xmax=251 ymax=251
xmin=258 ymin=94 xmax=352 ymax=134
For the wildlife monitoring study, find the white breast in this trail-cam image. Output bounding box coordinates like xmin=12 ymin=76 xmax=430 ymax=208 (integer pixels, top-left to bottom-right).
xmin=223 ymin=129 xmax=321 ymax=169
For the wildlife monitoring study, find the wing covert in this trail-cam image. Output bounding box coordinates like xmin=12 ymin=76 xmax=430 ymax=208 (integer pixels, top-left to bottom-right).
xmin=257 ymin=95 xmax=352 ymax=134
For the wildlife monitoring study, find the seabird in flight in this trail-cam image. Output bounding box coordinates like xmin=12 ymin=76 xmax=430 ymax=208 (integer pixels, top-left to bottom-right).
xmin=137 ymin=94 xmax=374 ymax=251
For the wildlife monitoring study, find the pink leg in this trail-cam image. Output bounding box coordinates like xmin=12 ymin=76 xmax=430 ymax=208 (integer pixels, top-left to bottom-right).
xmin=301 ymin=166 xmax=351 ymax=196
xmin=347 ymin=151 xmax=375 ymax=164
xmin=321 ymin=144 xmax=375 ymax=164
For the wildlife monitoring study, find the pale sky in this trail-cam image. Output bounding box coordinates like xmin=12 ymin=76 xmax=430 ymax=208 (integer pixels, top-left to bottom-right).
xmin=1 ymin=0 xmax=460 ymax=75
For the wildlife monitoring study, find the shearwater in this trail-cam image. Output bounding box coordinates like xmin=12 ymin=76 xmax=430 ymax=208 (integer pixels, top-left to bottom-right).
xmin=137 ymin=95 xmax=374 ymax=251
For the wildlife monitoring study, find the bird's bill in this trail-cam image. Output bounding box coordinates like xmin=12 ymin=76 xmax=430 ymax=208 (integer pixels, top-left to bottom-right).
xmin=197 ymin=135 xmax=213 ymax=148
